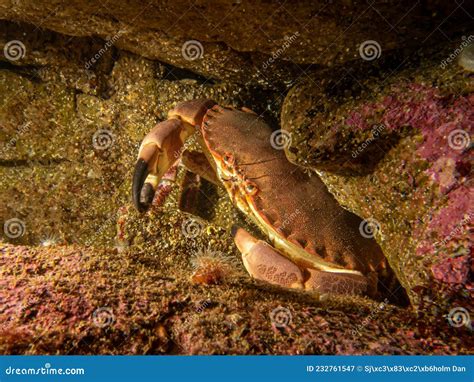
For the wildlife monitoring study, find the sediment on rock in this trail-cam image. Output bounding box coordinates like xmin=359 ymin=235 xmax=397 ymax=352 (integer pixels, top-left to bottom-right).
xmin=281 ymin=37 xmax=473 ymax=310
xmin=1 ymin=243 xmax=472 ymax=355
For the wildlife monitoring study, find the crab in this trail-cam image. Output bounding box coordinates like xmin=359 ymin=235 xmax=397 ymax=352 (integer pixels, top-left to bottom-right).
xmin=132 ymin=99 xmax=396 ymax=298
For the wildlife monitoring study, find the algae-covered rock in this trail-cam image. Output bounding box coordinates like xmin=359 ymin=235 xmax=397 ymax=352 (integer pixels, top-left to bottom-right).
xmin=1 ymin=243 xmax=472 ymax=355
xmin=0 ymin=30 xmax=275 ymax=246
xmin=1 ymin=4 xmax=473 ymax=356
xmin=281 ymin=37 xmax=473 ymax=310
xmin=1 ymin=1 xmax=473 ymax=85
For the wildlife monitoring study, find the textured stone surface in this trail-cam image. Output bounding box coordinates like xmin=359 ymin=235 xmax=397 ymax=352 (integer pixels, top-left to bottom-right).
xmin=0 ymin=25 xmax=275 ymax=246
xmin=1 ymin=243 xmax=473 ymax=355
xmin=0 ymin=1 xmax=473 ymax=85
xmin=282 ymin=38 xmax=473 ymax=310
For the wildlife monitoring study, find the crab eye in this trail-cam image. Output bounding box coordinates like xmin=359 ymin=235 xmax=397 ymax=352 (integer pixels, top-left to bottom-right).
xmin=244 ymin=181 xmax=258 ymax=196
xmin=222 ymin=153 xmax=234 ymax=166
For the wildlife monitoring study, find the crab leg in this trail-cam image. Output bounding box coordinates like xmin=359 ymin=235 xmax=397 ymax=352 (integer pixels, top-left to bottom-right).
xmin=151 ymin=163 xmax=179 ymax=208
xmin=181 ymin=150 xmax=220 ymax=186
xmin=178 ymin=170 xmax=203 ymax=214
xmin=233 ymin=226 xmax=368 ymax=295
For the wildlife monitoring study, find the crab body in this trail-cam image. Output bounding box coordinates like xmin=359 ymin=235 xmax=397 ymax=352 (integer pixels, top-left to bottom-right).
xmin=132 ymin=99 xmax=396 ymax=298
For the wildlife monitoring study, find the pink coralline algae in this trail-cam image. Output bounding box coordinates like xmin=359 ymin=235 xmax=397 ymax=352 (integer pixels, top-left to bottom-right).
xmin=431 ymin=254 xmax=471 ymax=285
xmin=345 ymin=84 xmax=472 ymax=189
xmin=429 ymin=186 xmax=472 ymax=238
xmin=344 ymin=82 xmax=473 ymax=288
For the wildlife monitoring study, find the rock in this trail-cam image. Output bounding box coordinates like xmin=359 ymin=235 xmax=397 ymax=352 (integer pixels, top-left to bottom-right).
xmin=0 ymin=2 xmax=473 ymax=355
xmin=1 ymin=243 xmax=472 ymax=354
xmin=0 ymin=28 xmax=275 ymax=246
xmin=1 ymin=1 xmax=473 ymax=85
xmin=281 ymin=37 xmax=473 ymax=309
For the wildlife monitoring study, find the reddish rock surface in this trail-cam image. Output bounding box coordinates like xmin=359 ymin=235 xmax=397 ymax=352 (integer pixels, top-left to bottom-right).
xmin=1 ymin=243 xmax=473 ymax=355
xmin=281 ymin=38 xmax=473 ymax=309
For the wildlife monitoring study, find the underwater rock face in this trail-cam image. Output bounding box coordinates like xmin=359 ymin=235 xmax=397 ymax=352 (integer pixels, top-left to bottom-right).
xmin=0 ymin=23 xmax=275 ymax=246
xmin=282 ymin=38 xmax=473 ymax=309
xmin=0 ymin=3 xmax=473 ymax=356
xmin=1 ymin=243 xmax=473 ymax=355
xmin=0 ymin=0 xmax=473 ymax=85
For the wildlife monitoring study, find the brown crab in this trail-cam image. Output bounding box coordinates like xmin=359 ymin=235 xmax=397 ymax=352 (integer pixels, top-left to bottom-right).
xmin=132 ymin=99 xmax=397 ymax=298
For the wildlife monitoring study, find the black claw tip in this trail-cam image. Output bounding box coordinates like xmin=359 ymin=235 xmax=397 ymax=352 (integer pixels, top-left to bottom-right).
xmin=132 ymin=158 xmax=151 ymax=213
xmin=140 ymin=183 xmax=155 ymax=206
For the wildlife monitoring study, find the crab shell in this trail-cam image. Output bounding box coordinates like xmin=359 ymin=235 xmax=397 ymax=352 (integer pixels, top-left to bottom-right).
xmin=178 ymin=102 xmax=388 ymax=283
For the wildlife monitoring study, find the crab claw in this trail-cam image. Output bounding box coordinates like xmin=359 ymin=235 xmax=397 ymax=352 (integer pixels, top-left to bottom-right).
xmin=132 ymin=118 xmax=192 ymax=212
xmin=132 ymin=99 xmax=216 ymax=212
xmin=233 ymin=226 xmax=368 ymax=295
xmin=232 ymin=226 xmax=306 ymax=290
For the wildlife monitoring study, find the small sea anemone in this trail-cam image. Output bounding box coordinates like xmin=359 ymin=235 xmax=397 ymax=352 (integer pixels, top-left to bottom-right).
xmin=39 ymin=232 xmax=59 ymax=247
xmin=190 ymin=248 xmax=239 ymax=285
